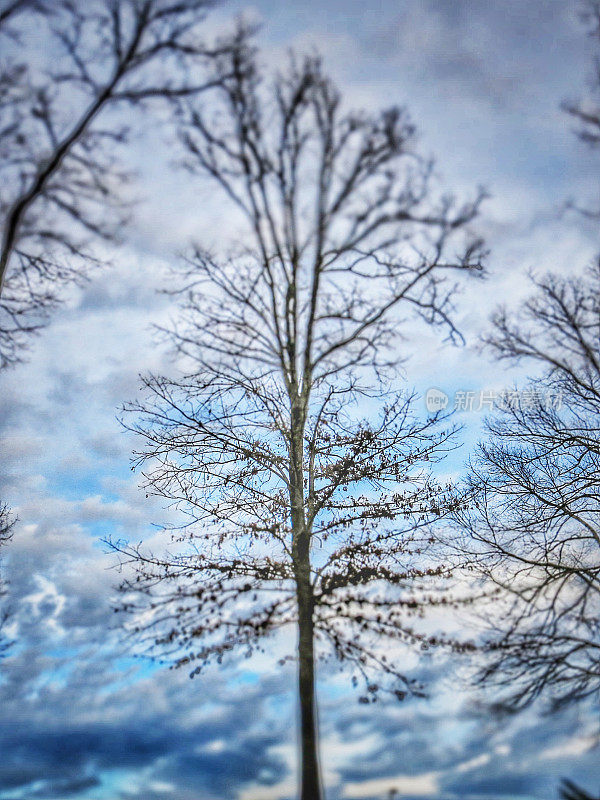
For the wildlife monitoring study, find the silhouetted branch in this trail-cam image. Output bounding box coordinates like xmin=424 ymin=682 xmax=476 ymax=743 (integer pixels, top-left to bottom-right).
xmin=0 ymin=504 xmax=14 ymax=659
xmin=454 ymin=264 xmax=600 ymax=712
xmin=0 ymin=0 xmax=222 ymax=367
xmin=560 ymin=778 xmax=599 ymax=800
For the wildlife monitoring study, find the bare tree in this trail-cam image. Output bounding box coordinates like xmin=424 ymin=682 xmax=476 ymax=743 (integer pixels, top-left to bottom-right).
xmin=563 ymin=0 xmax=600 ymax=215
xmin=0 ymin=503 xmax=14 ymax=658
xmin=561 ymin=779 xmax=600 ymax=800
xmin=0 ymin=0 xmax=48 ymax=28
xmin=110 ymin=33 xmax=484 ymax=800
xmin=0 ymin=0 xmax=228 ymax=661
xmin=455 ymin=265 xmax=600 ymax=712
xmin=0 ymin=0 xmax=223 ymax=367
xmin=452 ymin=0 xmax=600 ymax=716
xmin=564 ymin=0 xmax=600 ymax=139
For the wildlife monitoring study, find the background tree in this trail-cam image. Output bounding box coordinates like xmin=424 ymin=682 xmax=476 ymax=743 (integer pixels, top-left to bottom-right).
xmin=0 ymin=0 xmax=49 ymax=27
xmin=561 ymin=778 xmax=600 ymax=800
xmin=563 ymin=0 xmax=600 ymax=163
xmin=0 ymin=504 xmax=13 ymax=658
xmin=111 ymin=33 xmax=484 ymax=800
xmin=0 ymin=0 xmax=224 ymax=659
xmin=453 ymin=0 xmax=600 ymax=715
xmin=0 ymin=0 xmax=52 ymax=657
xmin=0 ymin=0 xmax=221 ymax=368
xmin=455 ymin=265 xmax=599 ymax=712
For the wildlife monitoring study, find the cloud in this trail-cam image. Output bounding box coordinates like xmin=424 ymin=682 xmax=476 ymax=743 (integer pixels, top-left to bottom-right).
xmin=343 ymin=772 xmax=439 ymax=798
xmin=0 ymin=646 xmax=294 ymax=799
xmin=1 ymin=1 xmax=599 ymax=799
xmin=538 ymin=736 xmax=597 ymax=761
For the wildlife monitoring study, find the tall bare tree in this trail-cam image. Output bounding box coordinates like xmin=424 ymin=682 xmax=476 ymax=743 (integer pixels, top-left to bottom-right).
xmin=110 ymin=33 xmax=484 ymax=799
xmin=0 ymin=0 xmax=223 ymax=368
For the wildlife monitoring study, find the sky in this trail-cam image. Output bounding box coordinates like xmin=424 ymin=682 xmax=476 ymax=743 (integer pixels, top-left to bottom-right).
xmin=0 ymin=1 xmax=599 ymax=799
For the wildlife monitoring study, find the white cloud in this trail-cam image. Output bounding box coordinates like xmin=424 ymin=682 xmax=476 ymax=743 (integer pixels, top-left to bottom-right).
xmin=455 ymin=752 xmax=491 ymax=773
xmin=238 ymin=778 xmax=297 ymax=800
xmin=538 ymin=736 xmax=597 ymax=761
xmin=343 ymin=771 xmax=440 ymax=798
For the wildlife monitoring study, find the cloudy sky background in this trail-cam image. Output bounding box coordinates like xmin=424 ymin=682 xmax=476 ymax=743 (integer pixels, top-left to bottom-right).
xmin=0 ymin=1 xmax=599 ymax=798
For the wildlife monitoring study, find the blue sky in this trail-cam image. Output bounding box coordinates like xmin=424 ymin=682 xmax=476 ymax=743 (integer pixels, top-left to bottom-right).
xmin=0 ymin=1 xmax=599 ymax=798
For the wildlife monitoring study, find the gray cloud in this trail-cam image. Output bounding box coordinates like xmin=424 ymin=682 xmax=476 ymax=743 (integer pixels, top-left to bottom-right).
xmin=1 ymin=1 xmax=598 ymax=798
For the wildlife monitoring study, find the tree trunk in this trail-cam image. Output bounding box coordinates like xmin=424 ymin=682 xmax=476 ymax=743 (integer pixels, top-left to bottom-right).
xmin=289 ymin=398 xmax=322 ymax=799
xmin=297 ymin=577 xmax=322 ymax=800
